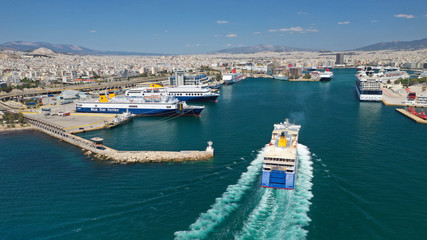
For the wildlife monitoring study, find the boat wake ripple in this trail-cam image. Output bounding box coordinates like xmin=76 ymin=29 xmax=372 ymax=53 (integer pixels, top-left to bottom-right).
xmin=236 ymin=144 xmax=313 ymax=239
xmin=174 ymin=148 xmax=266 ymax=239
xmin=174 ymin=144 xmax=313 ymax=240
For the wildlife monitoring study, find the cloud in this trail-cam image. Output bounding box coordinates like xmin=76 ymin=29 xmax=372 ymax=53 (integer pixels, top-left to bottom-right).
xmin=186 ymin=43 xmax=200 ymax=47
xmin=394 ymin=14 xmax=415 ymax=19
xmin=268 ymin=26 xmax=318 ymax=33
xmin=297 ymin=11 xmax=308 ymax=15
xmin=337 ymin=21 xmax=350 ymax=24
xmin=90 ymin=30 xmax=96 ymax=33
xmin=217 ymin=20 xmax=229 ymax=24
xmin=226 ymin=33 xmax=237 ymax=38
xmin=164 ymin=30 xmax=168 ymax=33
xmin=225 ymin=43 xmax=232 ymax=47
xmin=371 ymin=20 xmax=378 ymax=23
xmin=253 ymin=32 xmax=261 ymax=34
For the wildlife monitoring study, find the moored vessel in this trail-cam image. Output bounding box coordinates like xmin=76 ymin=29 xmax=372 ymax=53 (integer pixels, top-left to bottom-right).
xmin=261 ymin=119 xmax=301 ymax=190
xmin=223 ymin=69 xmax=244 ymax=85
xmin=355 ymin=76 xmax=383 ymax=102
xmin=76 ymin=92 xmax=204 ymax=116
xmin=319 ymin=69 xmax=333 ymax=82
xmin=126 ymin=84 xmax=219 ymax=102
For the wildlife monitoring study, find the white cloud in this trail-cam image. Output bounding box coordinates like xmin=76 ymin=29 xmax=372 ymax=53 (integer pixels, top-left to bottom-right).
xmin=186 ymin=43 xmax=200 ymax=47
xmin=226 ymin=33 xmax=237 ymax=38
xmin=217 ymin=20 xmax=229 ymax=24
xmin=164 ymin=30 xmax=168 ymax=33
xmin=394 ymin=14 xmax=415 ymax=19
xmin=371 ymin=20 xmax=378 ymax=23
xmin=253 ymin=32 xmax=261 ymax=34
xmin=297 ymin=11 xmax=308 ymax=15
xmin=90 ymin=30 xmax=96 ymax=33
xmin=337 ymin=21 xmax=350 ymax=24
xmin=225 ymin=43 xmax=232 ymax=47
xmin=268 ymin=26 xmax=318 ymax=33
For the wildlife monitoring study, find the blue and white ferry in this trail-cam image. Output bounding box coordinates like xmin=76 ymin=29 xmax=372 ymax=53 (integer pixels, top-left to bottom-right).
xmin=76 ymin=92 xmax=204 ymax=116
xmin=126 ymin=84 xmax=219 ymax=102
xmin=261 ymin=119 xmax=301 ymax=190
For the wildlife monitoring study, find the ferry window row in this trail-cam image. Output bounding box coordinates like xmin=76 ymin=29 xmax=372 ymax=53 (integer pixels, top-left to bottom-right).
xmin=264 ymin=157 xmax=295 ymax=162
xmin=169 ymin=93 xmax=203 ymax=96
xmin=266 ymin=163 xmax=295 ymax=168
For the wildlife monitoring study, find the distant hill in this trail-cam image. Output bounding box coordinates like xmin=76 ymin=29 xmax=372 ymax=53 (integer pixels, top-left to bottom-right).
xmin=354 ymin=38 xmax=427 ymax=51
xmin=0 ymin=41 xmax=163 ymax=56
xmin=212 ymin=44 xmax=317 ymax=54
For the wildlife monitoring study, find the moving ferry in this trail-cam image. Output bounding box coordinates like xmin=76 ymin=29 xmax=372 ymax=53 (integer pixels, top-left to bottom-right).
xmin=126 ymin=84 xmax=219 ymax=102
xmin=76 ymin=92 xmax=204 ymax=116
xmin=261 ymin=119 xmax=301 ymax=190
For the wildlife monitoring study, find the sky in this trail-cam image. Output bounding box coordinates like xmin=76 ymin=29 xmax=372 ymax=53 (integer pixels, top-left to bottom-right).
xmin=0 ymin=0 xmax=426 ymax=54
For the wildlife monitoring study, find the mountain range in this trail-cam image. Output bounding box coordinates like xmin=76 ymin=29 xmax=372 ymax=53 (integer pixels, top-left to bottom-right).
xmin=212 ymin=44 xmax=318 ymax=54
xmin=354 ymin=38 xmax=427 ymax=51
xmin=0 ymin=41 xmax=162 ymax=56
xmin=1 ymin=38 xmax=426 ymax=55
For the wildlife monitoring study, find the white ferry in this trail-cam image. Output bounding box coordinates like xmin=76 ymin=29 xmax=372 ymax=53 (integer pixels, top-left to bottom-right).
xmin=76 ymin=92 xmax=204 ymax=116
xmin=126 ymin=84 xmax=219 ymax=102
xmin=273 ymin=74 xmax=289 ymax=81
xmin=223 ymin=70 xmax=244 ymax=85
xmin=319 ymin=69 xmax=333 ymax=81
xmin=261 ymin=119 xmax=301 ymax=190
xmin=355 ymin=76 xmax=383 ymax=102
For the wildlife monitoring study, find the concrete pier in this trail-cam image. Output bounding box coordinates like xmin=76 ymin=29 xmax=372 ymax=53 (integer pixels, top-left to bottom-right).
xmin=24 ymin=114 xmax=214 ymax=163
xmin=395 ymin=108 xmax=427 ymax=124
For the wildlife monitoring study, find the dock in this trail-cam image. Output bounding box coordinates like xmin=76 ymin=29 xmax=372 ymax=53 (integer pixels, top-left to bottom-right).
xmin=23 ymin=114 xmax=214 ymax=163
xmin=395 ymin=108 xmax=427 ymax=124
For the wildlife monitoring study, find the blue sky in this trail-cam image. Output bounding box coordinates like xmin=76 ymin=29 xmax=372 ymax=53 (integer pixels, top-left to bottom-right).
xmin=1 ymin=0 xmax=426 ymax=54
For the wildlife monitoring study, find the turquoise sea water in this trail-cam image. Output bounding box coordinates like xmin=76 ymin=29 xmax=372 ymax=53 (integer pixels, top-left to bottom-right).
xmin=1 ymin=69 xmax=426 ymax=239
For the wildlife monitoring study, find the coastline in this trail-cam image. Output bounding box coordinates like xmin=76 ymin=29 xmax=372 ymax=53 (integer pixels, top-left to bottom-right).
xmin=0 ymin=126 xmax=34 ymax=133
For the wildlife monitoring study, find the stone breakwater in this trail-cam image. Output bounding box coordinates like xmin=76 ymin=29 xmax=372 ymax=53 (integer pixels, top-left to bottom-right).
xmin=86 ymin=150 xmax=214 ymax=164
xmin=24 ymin=114 xmax=214 ymax=163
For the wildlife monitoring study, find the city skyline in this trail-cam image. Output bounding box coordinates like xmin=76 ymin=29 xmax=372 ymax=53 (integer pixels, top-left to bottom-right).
xmin=1 ymin=0 xmax=426 ymax=54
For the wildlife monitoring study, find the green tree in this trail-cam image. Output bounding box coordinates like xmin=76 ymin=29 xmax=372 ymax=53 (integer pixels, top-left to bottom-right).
xmin=303 ymin=73 xmax=311 ymax=79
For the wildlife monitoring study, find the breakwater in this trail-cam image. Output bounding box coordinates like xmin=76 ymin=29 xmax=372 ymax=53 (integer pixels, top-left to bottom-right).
xmin=24 ymin=114 xmax=214 ymax=163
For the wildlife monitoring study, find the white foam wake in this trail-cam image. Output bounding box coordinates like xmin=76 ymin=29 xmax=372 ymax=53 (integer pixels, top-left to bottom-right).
xmin=236 ymin=144 xmax=314 ymax=240
xmin=174 ymin=148 xmax=266 ymax=240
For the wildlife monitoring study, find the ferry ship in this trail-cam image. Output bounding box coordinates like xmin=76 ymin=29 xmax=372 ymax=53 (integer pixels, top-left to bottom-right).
xmin=261 ymin=119 xmax=301 ymax=190
xmin=319 ymin=69 xmax=333 ymax=81
xmin=223 ymin=69 xmax=244 ymax=85
xmin=76 ymin=92 xmax=204 ymax=116
xmin=355 ymin=76 xmax=383 ymax=102
xmin=273 ymin=74 xmax=289 ymax=81
xmin=126 ymin=84 xmax=219 ymax=102
xmin=378 ymin=67 xmax=410 ymax=83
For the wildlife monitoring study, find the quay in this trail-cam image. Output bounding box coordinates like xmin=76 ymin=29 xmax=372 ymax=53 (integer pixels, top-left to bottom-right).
xmin=22 ymin=114 xmax=214 ymax=163
xmin=395 ymin=108 xmax=427 ymax=124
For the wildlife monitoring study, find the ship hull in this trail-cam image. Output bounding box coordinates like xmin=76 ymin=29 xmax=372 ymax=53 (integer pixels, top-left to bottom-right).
xmin=175 ymin=95 xmax=219 ymax=102
xmin=355 ymin=85 xmax=382 ymax=102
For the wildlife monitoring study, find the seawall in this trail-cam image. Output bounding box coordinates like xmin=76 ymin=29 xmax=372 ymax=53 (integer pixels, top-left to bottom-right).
xmin=24 ymin=114 xmax=214 ymax=163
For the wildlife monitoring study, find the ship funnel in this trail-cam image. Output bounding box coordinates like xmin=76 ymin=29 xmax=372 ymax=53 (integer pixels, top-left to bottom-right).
xmin=278 ymin=132 xmax=287 ymax=147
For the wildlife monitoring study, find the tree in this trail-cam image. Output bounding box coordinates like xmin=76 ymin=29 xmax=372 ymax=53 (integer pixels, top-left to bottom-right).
xmin=303 ymin=73 xmax=311 ymax=79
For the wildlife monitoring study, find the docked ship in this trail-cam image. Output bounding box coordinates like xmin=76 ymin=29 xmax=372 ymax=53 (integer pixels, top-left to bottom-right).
xmin=223 ymin=69 xmax=244 ymax=85
xmin=355 ymin=75 xmax=383 ymax=102
xmin=319 ymin=69 xmax=333 ymax=81
xmin=104 ymin=111 xmax=134 ymax=129
xmin=261 ymin=119 xmax=301 ymax=190
xmin=377 ymin=67 xmax=410 ymax=83
xmin=273 ymin=74 xmax=289 ymax=81
xmin=126 ymin=84 xmax=219 ymax=102
xmin=76 ymin=92 xmax=204 ymax=116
